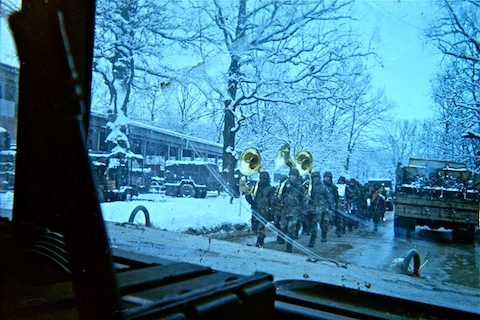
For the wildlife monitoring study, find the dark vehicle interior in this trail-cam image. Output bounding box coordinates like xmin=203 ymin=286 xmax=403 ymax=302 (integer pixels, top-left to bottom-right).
xmin=0 ymin=1 xmax=478 ymax=319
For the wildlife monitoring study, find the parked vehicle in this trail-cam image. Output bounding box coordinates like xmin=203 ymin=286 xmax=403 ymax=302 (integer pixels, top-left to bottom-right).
xmin=164 ymin=161 xmax=221 ymax=198
xmin=149 ymin=176 xmax=165 ymax=193
xmin=0 ymin=129 xmax=14 ymax=191
xmin=394 ymin=158 xmax=479 ymax=243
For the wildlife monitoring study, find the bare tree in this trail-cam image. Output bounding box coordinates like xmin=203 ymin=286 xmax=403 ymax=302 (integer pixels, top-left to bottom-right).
xmin=426 ymin=0 xmax=480 ymax=167
xmin=192 ymin=0 xmax=373 ymax=192
xmin=93 ymin=0 xmax=207 ymax=136
xmin=381 ymin=120 xmax=419 ymax=172
xmin=343 ymin=88 xmax=393 ymax=173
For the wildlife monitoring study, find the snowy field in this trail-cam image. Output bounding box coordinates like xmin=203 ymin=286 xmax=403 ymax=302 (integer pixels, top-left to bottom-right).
xmin=102 ymin=192 xmax=252 ymax=233
xmin=1 ymin=191 xmax=253 ymax=234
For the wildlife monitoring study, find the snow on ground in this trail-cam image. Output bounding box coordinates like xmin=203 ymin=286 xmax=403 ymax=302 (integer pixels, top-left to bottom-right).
xmin=0 ymin=191 xmax=13 ymax=219
xmin=1 ymin=191 xmax=252 ymax=234
xmin=101 ymin=192 xmax=252 ymax=233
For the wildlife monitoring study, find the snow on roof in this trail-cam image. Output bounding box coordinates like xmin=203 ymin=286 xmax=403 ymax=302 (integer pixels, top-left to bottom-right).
xmin=0 ymin=149 xmax=15 ymax=156
xmin=132 ymin=120 xmax=222 ymax=148
xmin=91 ymin=111 xmax=222 ymax=149
xmin=89 ymin=149 xmax=143 ymax=160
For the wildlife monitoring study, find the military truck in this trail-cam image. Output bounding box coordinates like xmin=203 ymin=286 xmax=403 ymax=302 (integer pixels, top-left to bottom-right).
xmin=164 ymin=160 xmax=221 ymax=198
xmin=394 ymin=158 xmax=479 ymax=243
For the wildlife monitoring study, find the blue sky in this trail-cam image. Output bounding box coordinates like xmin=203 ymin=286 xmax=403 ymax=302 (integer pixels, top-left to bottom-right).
xmin=356 ymin=0 xmax=439 ymax=120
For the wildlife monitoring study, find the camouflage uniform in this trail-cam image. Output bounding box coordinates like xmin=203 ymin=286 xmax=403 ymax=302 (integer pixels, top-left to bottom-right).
xmin=369 ymin=183 xmax=387 ymax=231
xmin=245 ymin=172 xmax=276 ymax=247
xmin=278 ymin=168 xmax=307 ymax=252
xmin=273 ymin=175 xmax=288 ymax=244
xmin=307 ymin=172 xmax=331 ymax=246
xmin=323 ymin=171 xmax=341 ymax=237
xmin=359 ymin=183 xmax=372 ymax=221
xmin=346 ymin=178 xmax=363 ymax=230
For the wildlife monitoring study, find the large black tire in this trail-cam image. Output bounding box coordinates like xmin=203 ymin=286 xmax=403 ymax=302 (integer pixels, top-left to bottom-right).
xmin=165 ymin=185 xmax=180 ymax=197
xmin=128 ymin=205 xmax=151 ymax=227
xmin=195 ymin=188 xmax=207 ymax=198
xmin=452 ymin=223 xmax=475 ymax=244
xmin=394 ymin=217 xmax=413 ymax=238
xmin=402 ymin=249 xmax=421 ymax=276
xmin=180 ymin=184 xmax=196 ymax=197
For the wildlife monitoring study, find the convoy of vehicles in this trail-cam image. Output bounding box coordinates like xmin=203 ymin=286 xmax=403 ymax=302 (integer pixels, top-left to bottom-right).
xmin=394 ymin=158 xmax=480 ymax=243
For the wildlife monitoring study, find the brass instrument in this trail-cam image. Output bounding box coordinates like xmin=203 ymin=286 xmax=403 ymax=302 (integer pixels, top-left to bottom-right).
xmin=238 ymin=147 xmax=262 ymax=176
xmin=274 ymin=143 xmax=294 ymax=171
xmin=295 ymin=150 xmax=313 ymax=176
xmin=237 ymin=147 xmax=263 ymax=196
xmin=274 ymin=143 xmax=313 ymax=176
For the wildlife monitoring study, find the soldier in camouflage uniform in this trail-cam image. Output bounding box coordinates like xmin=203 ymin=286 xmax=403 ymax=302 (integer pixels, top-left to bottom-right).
xmin=308 ymin=171 xmax=331 ymax=246
xmin=245 ymin=171 xmax=277 ymax=247
xmin=368 ymin=182 xmax=387 ymax=231
xmin=274 ymin=174 xmax=288 ymax=244
xmin=278 ymin=168 xmax=307 ymax=253
xmin=323 ymin=171 xmax=341 ymax=237
xmin=346 ymin=178 xmax=362 ymax=231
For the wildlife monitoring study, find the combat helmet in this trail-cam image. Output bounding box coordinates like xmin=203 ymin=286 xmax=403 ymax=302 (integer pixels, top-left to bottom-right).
xmin=259 ymin=171 xmax=270 ymax=180
xmin=289 ymin=168 xmax=300 ymax=177
xmin=311 ymin=171 xmax=321 ymax=179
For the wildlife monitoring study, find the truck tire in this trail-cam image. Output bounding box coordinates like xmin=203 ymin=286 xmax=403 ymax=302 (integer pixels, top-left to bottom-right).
xmin=165 ymin=185 xmax=180 ymax=197
xmin=196 ymin=188 xmax=207 ymax=198
xmin=394 ymin=217 xmax=413 ymax=238
xmin=128 ymin=205 xmax=151 ymax=227
xmin=452 ymin=223 xmax=475 ymax=244
xmin=402 ymin=249 xmax=421 ymax=276
xmin=180 ymin=184 xmax=196 ymax=198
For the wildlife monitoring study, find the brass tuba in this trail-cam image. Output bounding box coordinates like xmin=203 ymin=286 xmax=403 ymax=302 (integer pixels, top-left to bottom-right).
xmin=237 ymin=147 xmax=262 ymax=176
xmin=295 ymin=150 xmax=313 ymax=176
xmin=274 ymin=143 xmax=294 ymax=171
xmin=274 ymin=143 xmax=313 ymax=176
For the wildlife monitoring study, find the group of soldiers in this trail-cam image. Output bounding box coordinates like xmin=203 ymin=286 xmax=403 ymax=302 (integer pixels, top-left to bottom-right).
xmin=245 ymin=169 xmax=387 ymax=253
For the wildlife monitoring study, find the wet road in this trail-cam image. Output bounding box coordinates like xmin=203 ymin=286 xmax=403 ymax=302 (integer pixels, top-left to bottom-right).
xmin=236 ymin=209 xmax=480 ymax=290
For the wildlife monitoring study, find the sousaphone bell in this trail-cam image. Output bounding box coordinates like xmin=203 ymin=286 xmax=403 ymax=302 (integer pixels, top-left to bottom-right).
xmin=274 ymin=143 xmax=313 ymax=176
xmin=238 ymin=147 xmax=262 ymax=176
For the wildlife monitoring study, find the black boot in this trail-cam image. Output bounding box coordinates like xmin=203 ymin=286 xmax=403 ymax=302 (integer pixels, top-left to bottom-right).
xmin=308 ymin=235 xmax=316 ymax=247
xmin=285 ymin=242 xmax=293 ymax=253
xmin=321 ymin=232 xmax=327 ymax=242
xmin=257 ymin=232 xmax=266 ymax=247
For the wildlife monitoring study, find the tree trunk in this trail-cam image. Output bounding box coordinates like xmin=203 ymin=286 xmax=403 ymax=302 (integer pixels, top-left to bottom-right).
xmin=223 ymin=104 xmax=237 ymax=197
